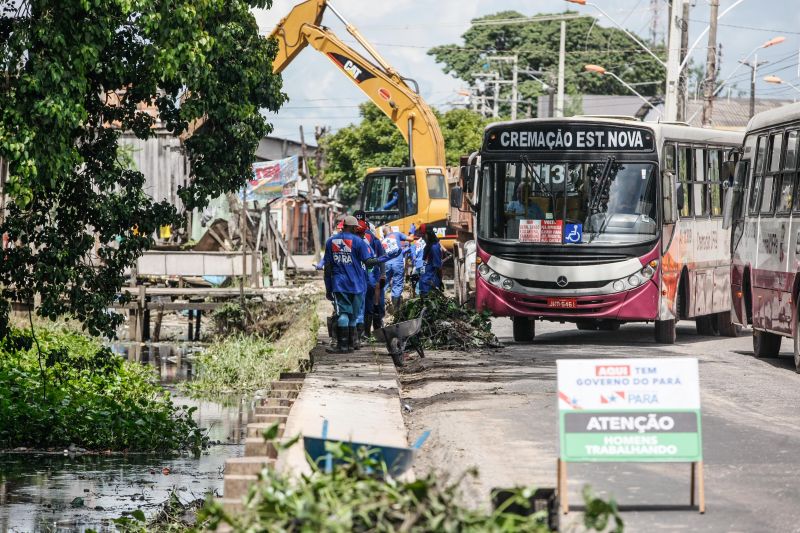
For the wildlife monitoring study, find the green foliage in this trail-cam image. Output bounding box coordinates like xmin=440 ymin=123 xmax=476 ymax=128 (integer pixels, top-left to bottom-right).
xmin=429 ymin=10 xmax=666 ymax=116
xmin=185 ymin=334 xmax=281 ymax=395
xmin=323 ymin=103 xmax=491 ymax=205
xmin=199 ymin=426 xmax=623 ymax=532
xmin=200 ymin=435 xmax=550 ymax=532
xmin=393 ymin=293 xmax=501 ymax=350
xmin=189 ymin=296 xmax=319 ymax=395
xmin=210 ymin=302 xmax=247 ymax=337
xmin=583 ymin=486 xmax=624 ymax=533
xmin=0 ymin=1 xmax=285 ymax=338
xmin=0 ymin=325 xmax=207 ymax=453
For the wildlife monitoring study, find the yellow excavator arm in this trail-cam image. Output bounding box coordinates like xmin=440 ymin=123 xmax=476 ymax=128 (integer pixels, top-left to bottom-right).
xmin=269 ymin=0 xmax=446 ymax=168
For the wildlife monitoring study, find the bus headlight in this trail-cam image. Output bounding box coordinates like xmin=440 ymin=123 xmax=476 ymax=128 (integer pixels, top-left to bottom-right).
xmin=612 ymin=280 xmax=625 ymax=292
xmin=478 ymin=263 xmax=490 ymax=276
xmin=502 ymin=278 xmax=514 ymax=290
xmin=489 ymin=272 xmax=501 ymax=283
xmin=627 ymin=275 xmax=642 ymax=287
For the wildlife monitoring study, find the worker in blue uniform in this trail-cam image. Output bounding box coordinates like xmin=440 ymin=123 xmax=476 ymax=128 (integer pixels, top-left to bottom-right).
xmin=418 ymin=224 xmax=443 ymax=297
xmin=382 ymin=186 xmax=399 ymax=210
xmin=381 ymin=224 xmax=410 ymax=311
xmin=354 ymin=211 xmax=385 ymax=339
xmin=324 ymin=216 xmax=397 ymax=353
xmin=411 ymin=227 xmax=426 ymax=295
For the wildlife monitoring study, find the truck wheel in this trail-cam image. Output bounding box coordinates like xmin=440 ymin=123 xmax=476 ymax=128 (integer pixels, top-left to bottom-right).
xmin=655 ymin=319 xmax=676 ymax=344
xmin=794 ymin=309 xmax=800 ymax=373
xmin=598 ymin=320 xmax=621 ymax=331
xmin=695 ymin=315 xmax=717 ymax=336
xmin=753 ymin=329 xmax=781 ymax=358
xmin=513 ymin=317 xmax=535 ymax=342
xmin=716 ymin=311 xmax=741 ymax=337
xmin=576 ymin=320 xmax=597 ymax=331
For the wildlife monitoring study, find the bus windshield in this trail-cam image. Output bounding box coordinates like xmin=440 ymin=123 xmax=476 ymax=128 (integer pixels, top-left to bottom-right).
xmin=479 ymin=159 xmax=658 ymax=245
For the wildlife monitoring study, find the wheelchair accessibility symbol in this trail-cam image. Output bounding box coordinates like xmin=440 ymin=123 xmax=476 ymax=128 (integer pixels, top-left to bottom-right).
xmin=564 ymin=223 xmax=583 ymax=244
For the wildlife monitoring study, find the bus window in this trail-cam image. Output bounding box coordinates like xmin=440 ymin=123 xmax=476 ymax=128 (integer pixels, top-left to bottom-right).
xmin=760 ymin=132 xmax=783 ymax=213
xmin=664 ymin=143 xmax=676 ymax=172
xmin=778 ymin=130 xmax=798 ymax=212
xmin=708 ymin=149 xmax=722 ymax=216
xmin=693 ymin=147 xmax=708 ymax=217
xmin=677 ymin=146 xmax=692 ymax=217
xmin=426 ymin=171 xmax=447 ymax=199
xmin=404 ymin=174 xmax=418 ymax=216
xmin=748 ymin=135 xmax=767 ymax=214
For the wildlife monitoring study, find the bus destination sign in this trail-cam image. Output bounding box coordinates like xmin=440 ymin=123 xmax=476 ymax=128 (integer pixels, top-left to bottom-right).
xmin=485 ymin=123 xmax=654 ymax=152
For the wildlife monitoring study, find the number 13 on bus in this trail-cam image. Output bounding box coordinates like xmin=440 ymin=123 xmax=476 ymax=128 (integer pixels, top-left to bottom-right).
xmin=458 ymin=117 xmax=742 ymax=343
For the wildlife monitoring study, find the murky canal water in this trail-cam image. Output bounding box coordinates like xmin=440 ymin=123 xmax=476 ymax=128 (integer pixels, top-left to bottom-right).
xmin=0 ymin=342 xmax=257 ymax=532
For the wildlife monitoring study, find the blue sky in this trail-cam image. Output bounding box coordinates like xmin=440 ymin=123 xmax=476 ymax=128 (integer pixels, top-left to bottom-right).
xmin=253 ymin=0 xmax=800 ymax=141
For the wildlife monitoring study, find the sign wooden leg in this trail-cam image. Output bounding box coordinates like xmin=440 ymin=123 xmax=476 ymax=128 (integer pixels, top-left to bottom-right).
xmin=557 ymin=458 xmax=569 ymax=514
xmin=690 ymin=462 xmax=696 ymax=507
xmin=698 ymin=460 xmax=706 ymax=514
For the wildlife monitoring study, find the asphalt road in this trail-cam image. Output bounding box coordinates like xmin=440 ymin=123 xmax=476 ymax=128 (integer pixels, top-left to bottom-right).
xmin=399 ymin=319 xmax=800 ymax=532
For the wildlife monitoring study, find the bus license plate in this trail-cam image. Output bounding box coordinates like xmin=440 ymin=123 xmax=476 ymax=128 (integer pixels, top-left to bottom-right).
xmin=547 ymin=297 xmax=577 ymax=309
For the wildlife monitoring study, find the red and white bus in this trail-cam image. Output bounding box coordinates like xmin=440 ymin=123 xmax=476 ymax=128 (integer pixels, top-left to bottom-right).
xmin=459 ymin=117 xmax=742 ymax=343
xmin=726 ymin=102 xmax=800 ymax=369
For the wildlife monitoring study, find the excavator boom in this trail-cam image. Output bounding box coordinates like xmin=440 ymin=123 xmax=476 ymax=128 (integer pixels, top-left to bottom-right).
xmin=269 ymin=0 xmax=445 ymax=168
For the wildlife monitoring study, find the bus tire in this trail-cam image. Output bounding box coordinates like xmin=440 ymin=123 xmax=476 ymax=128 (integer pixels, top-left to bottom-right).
xmin=513 ymin=317 xmax=535 ymax=342
xmin=576 ymin=320 xmax=597 ymax=331
xmin=794 ymin=307 xmax=800 ymax=373
xmin=716 ymin=311 xmax=741 ymax=337
xmin=753 ymin=329 xmax=781 ymax=358
xmin=598 ymin=320 xmax=621 ymax=331
xmin=655 ymin=319 xmax=676 ymax=344
xmin=695 ymin=315 xmax=718 ymax=336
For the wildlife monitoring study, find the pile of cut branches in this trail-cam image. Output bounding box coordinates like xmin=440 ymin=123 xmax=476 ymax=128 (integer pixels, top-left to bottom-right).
xmin=392 ymin=293 xmax=502 ymax=351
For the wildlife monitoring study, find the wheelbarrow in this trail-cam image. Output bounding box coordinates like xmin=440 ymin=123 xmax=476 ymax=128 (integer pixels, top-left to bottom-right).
xmin=374 ymin=308 xmax=426 ymax=367
xmin=304 ymin=419 xmax=430 ymax=477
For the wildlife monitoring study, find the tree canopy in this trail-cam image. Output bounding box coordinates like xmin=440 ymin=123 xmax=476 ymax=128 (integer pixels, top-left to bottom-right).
xmin=0 ymin=1 xmax=285 ymax=337
xmin=429 ymin=11 xmax=665 ymax=116
xmin=322 ymin=103 xmax=491 ymax=205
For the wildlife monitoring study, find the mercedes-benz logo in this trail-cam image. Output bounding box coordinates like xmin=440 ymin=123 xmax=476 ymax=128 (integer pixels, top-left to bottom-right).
xmin=556 ymin=275 xmax=568 ymax=288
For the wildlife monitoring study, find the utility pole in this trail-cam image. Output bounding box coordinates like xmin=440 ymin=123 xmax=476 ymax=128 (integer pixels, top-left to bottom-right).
xmin=492 ymin=76 xmax=500 ymax=118
xmin=664 ymin=0 xmax=685 ymax=121
xmin=701 ymin=0 xmax=719 ymax=127
xmin=676 ymin=0 xmax=690 ymax=121
xmin=650 ymin=0 xmax=661 ymax=45
xmin=556 ymin=21 xmax=566 ymax=117
xmin=511 ymin=55 xmax=519 ymax=120
xmin=741 ymin=57 xmax=769 ymax=118
xmin=299 ymin=125 xmax=323 ymax=264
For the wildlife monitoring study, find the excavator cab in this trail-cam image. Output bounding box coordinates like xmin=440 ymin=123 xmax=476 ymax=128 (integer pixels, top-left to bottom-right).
xmin=360 ymin=168 xmax=417 ymax=230
xmin=361 ymin=166 xmax=453 ymax=246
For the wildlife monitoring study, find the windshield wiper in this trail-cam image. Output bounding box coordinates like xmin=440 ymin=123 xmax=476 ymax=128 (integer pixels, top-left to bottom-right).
xmin=588 ymin=156 xmax=614 ymax=216
xmin=520 ymin=155 xmax=554 ymax=201
xmin=587 ymin=157 xmax=615 ymax=243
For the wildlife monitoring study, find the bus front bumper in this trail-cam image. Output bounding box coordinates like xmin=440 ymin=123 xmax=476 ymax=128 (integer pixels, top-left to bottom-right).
xmin=475 ymin=275 xmax=659 ymax=322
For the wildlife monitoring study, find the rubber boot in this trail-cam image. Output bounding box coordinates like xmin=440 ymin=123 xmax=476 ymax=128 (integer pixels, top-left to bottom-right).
xmin=357 ymin=322 xmax=366 ymax=342
xmin=349 ymin=327 xmax=359 ymax=351
xmin=363 ymin=314 xmax=373 ymax=339
xmin=326 ymin=326 xmax=350 ymax=354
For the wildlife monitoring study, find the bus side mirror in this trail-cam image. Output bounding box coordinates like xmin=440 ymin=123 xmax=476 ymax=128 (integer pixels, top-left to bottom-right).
xmin=722 ymin=160 xmax=746 ymax=230
xmin=662 ymin=171 xmax=677 ymax=223
xmin=450 ymin=186 xmax=463 ymax=208
xmin=721 ymin=161 xmax=735 ymax=183
xmin=461 ymin=165 xmax=476 ymax=193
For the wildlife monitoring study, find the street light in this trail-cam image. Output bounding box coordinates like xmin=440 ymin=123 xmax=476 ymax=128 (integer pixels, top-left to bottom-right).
xmin=565 ymin=0 xmax=666 ymax=68
xmin=714 ymin=36 xmax=785 ymax=96
xmin=764 ymin=75 xmax=800 ymax=95
xmin=584 ymin=64 xmax=662 ymax=117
